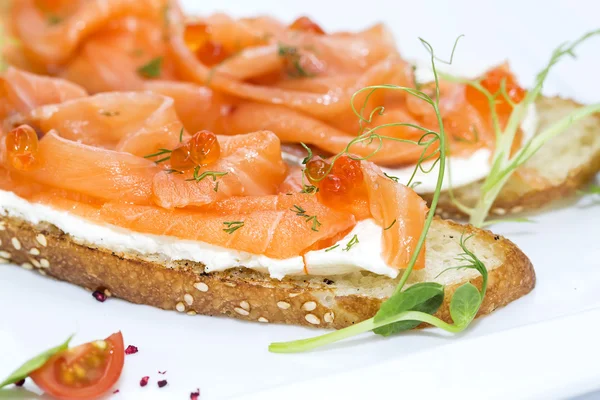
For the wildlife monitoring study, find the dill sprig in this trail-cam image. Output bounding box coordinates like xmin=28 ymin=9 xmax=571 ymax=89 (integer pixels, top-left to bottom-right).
xmin=343 ymin=234 xmax=359 ymax=251
xmin=324 ymin=244 xmax=339 ymax=252
xmin=277 ymin=43 xmax=315 ymax=78
xmin=144 ymin=148 xmax=172 ymax=164
xmin=137 ymin=57 xmax=163 ymax=78
xmin=223 ymin=221 xmax=244 ymax=234
xmin=384 ymin=219 xmax=397 ymax=230
xmin=290 ymin=204 xmax=322 ymax=232
xmin=185 ymin=168 xmax=228 ymax=182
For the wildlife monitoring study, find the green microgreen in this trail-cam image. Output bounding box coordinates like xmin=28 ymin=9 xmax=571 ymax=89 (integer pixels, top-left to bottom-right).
xmin=342 ymin=234 xmax=359 ymax=251
xmin=383 ymin=172 xmax=399 ymax=182
xmin=223 ymin=221 xmax=244 ymax=234
xmin=0 ymin=335 xmax=73 ymax=388
xmin=137 ymin=57 xmax=163 ymax=78
xmin=300 ymin=142 xmax=313 ymax=164
xmin=441 ymin=29 xmax=600 ymax=227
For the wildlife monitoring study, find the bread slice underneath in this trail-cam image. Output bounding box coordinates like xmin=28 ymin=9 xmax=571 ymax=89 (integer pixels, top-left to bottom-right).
xmin=0 ymin=214 xmax=535 ymax=329
xmin=427 ymin=97 xmax=600 ymax=219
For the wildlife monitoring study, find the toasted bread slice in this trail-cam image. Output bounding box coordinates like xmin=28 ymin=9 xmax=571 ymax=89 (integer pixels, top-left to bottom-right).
xmin=429 ymin=97 xmax=600 ymax=219
xmin=0 ymin=213 xmax=535 ymax=329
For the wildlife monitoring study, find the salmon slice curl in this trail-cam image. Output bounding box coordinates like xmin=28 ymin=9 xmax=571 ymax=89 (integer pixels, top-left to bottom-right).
xmin=152 ymin=131 xmax=288 ymax=208
xmin=14 ymin=92 xmax=185 ymax=156
xmin=0 ymin=67 xmax=87 ymax=121
xmin=362 ymin=161 xmax=427 ymax=270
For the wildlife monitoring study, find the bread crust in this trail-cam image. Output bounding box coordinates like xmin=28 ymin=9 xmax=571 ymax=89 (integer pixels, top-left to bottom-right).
xmin=0 ymin=215 xmax=535 ymax=329
xmin=428 ymin=97 xmax=600 ymax=219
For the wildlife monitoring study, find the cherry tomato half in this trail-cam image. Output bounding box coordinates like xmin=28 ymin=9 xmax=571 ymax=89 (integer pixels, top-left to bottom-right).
xmin=30 ymin=332 xmax=125 ymax=400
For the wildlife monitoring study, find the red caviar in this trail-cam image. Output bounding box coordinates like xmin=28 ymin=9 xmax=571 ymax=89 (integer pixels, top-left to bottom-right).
xmin=184 ymin=23 xmax=210 ymax=52
xmin=196 ymin=41 xmax=229 ymax=66
xmin=184 ymin=23 xmax=230 ymax=66
xmin=170 ymin=131 xmax=221 ymax=171
xmin=289 ymin=16 xmax=325 ymax=35
xmin=307 ymin=155 xmax=367 ymax=212
xmin=5 ymin=125 xmax=39 ymax=171
xmin=467 ymin=64 xmax=526 ymax=115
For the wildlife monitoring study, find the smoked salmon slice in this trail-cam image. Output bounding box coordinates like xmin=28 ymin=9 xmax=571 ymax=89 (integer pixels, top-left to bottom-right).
xmin=6 ymin=131 xmax=158 ymax=204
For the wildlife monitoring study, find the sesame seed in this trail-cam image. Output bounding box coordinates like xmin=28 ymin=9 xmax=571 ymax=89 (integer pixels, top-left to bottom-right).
xmin=324 ymin=312 xmax=335 ymax=323
xmin=29 ymin=248 xmax=40 ymax=256
xmin=184 ymin=293 xmax=194 ymax=306
xmin=39 ymin=270 xmax=47 ymax=276
xmin=277 ymin=301 xmax=290 ymax=310
xmin=0 ymin=222 xmax=5 ymax=231
xmin=511 ymin=205 xmax=524 ymax=214
xmin=0 ymin=251 xmax=11 ymax=259
xmin=239 ymin=300 xmax=250 ymax=311
xmin=187 ymin=310 xmax=197 ymax=316
xmin=224 ymin=282 xmax=237 ymax=287
xmin=493 ymin=207 xmax=507 ymax=215
xmin=302 ymin=301 xmax=317 ymax=311
xmin=21 ymin=262 xmax=33 ymax=270
xmin=258 ymin=317 xmax=269 ymax=323
xmin=39 ymin=258 xmax=50 ymax=269
xmin=175 ymin=302 xmax=185 ymax=312
xmin=29 ymin=258 xmax=41 ymax=268
xmin=11 ymin=237 xmax=21 ymax=250
xmin=104 ymin=289 xmax=112 ymax=297
xmin=234 ymin=307 xmax=249 ymax=316
xmin=194 ymin=282 xmax=209 ymax=292
xmin=36 ymin=234 xmax=48 ymax=247
xmin=289 ymin=292 xmax=301 ymax=298
xmin=0 ymin=258 xmax=9 ymax=264
xmin=305 ymin=314 xmax=320 ymax=325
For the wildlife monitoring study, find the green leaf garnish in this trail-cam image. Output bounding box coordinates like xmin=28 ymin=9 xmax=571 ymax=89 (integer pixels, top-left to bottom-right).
xmin=137 ymin=57 xmax=163 ymax=79
xmin=0 ymin=335 xmax=73 ymax=388
xmin=179 ymin=127 xmax=184 ymax=142
xmin=579 ymin=184 xmax=600 ymax=195
xmin=373 ymin=282 xmax=444 ymax=336
xmin=223 ymin=221 xmax=244 ymax=234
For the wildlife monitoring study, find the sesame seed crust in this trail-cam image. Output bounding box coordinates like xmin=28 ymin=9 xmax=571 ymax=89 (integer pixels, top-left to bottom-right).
xmin=0 ymin=215 xmax=535 ymax=329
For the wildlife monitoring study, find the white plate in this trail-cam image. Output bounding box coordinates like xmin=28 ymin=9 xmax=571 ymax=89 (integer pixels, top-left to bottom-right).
xmin=1 ymin=1 xmax=600 ymax=399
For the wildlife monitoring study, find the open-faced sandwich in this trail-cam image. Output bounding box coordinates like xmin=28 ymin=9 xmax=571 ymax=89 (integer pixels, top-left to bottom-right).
xmin=3 ymin=0 xmax=599 ymax=226
xmin=0 ymin=0 xmax=599 ymax=358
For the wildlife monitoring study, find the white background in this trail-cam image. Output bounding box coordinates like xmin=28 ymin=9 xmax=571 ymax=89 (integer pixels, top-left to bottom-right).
xmin=1 ymin=1 xmax=600 ymax=399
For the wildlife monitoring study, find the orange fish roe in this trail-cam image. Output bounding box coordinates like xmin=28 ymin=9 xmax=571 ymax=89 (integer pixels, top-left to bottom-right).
xmin=6 ymin=125 xmax=39 ymax=171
